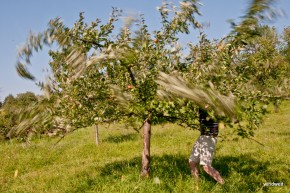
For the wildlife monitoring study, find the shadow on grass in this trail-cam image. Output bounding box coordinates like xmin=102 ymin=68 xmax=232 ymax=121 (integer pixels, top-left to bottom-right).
xmin=214 ymin=154 xmax=269 ymax=177
xmin=214 ymin=154 xmax=288 ymax=192
xmin=102 ymin=133 xmax=138 ymax=143
xmin=270 ymin=131 xmax=290 ymax=136
xmin=99 ymin=154 xmax=190 ymax=177
xmin=69 ymin=153 xmax=288 ymax=192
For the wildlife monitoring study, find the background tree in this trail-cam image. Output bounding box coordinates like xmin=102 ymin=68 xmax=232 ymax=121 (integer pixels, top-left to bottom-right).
xmin=238 ymin=25 xmax=289 ymax=112
xmin=0 ymin=92 xmax=40 ymax=140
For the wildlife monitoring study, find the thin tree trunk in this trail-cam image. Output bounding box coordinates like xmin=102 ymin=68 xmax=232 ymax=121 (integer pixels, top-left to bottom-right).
xmin=94 ymin=124 xmax=99 ymax=145
xmin=140 ymin=117 xmax=151 ymax=177
xmin=274 ymin=101 xmax=279 ymax=113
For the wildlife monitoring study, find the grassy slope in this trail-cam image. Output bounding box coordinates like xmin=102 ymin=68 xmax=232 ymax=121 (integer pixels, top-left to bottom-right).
xmin=0 ymin=103 xmax=289 ymax=193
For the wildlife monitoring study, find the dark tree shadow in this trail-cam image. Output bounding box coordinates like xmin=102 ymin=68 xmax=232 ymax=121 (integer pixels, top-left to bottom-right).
xmin=99 ymin=154 xmax=190 ymax=177
xmin=214 ymin=154 xmax=270 ymax=177
xmin=213 ymin=154 xmax=288 ymax=192
xmin=270 ymin=131 xmax=290 ymax=136
xmin=102 ymin=133 xmax=138 ymax=143
xmin=68 ymin=153 xmax=289 ymax=192
xmin=99 ymin=156 xmax=141 ymax=176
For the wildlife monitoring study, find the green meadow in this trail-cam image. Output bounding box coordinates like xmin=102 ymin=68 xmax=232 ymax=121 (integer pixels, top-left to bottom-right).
xmin=0 ymin=103 xmax=289 ymax=193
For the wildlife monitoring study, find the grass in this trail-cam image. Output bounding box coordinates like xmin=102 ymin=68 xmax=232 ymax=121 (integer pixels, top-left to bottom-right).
xmin=0 ymin=102 xmax=289 ymax=193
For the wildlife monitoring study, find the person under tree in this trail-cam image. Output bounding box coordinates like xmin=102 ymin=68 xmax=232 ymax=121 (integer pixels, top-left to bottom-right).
xmin=188 ymin=104 xmax=225 ymax=184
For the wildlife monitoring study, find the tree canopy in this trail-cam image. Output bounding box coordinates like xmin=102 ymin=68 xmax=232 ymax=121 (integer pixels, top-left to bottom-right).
xmin=12 ymin=0 xmax=289 ymax=138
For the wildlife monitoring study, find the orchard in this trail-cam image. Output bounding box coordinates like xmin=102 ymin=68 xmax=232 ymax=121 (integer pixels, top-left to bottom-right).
xmin=12 ymin=0 xmax=290 ymax=177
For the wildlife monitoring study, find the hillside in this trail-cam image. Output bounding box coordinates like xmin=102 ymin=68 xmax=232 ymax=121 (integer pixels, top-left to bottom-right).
xmin=0 ymin=102 xmax=289 ymax=192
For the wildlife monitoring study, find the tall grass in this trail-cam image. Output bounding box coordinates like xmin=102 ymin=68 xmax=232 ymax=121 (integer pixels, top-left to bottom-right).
xmin=0 ymin=103 xmax=289 ymax=192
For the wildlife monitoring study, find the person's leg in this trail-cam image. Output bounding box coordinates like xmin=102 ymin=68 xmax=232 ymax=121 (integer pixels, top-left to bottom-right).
xmin=202 ymin=165 xmax=224 ymax=184
xmin=188 ymin=136 xmax=202 ymax=179
xmin=199 ymin=136 xmax=225 ymax=184
xmin=189 ymin=160 xmax=199 ymax=178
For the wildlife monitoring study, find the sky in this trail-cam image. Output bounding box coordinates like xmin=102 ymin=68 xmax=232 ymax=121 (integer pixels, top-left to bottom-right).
xmin=0 ymin=0 xmax=289 ymax=102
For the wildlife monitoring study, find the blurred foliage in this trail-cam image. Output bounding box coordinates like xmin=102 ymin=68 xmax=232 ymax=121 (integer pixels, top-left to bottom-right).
xmin=0 ymin=92 xmax=37 ymax=140
xmin=8 ymin=0 xmax=290 ymax=140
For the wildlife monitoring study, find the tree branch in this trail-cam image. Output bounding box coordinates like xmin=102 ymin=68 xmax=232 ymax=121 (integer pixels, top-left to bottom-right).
xmin=247 ymin=137 xmax=265 ymax=147
xmin=127 ymin=66 xmax=137 ymax=86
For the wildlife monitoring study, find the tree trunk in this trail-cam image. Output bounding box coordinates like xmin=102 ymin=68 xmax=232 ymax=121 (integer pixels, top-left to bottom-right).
xmin=274 ymin=101 xmax=279 ymax=113
xmin=140 ymin=117 xmax=151 ymax=177
xmin=94 ymin=124 xmax=99 ymax=145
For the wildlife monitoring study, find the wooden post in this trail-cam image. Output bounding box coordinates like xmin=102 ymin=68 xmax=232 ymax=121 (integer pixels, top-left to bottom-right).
xmin=140 ymin=117 xmax=151 ymax=177
xmin=274 ymin=101 xmax=279 ymax=113
xmin=94 ymin=124 xmax=99 ymax=145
